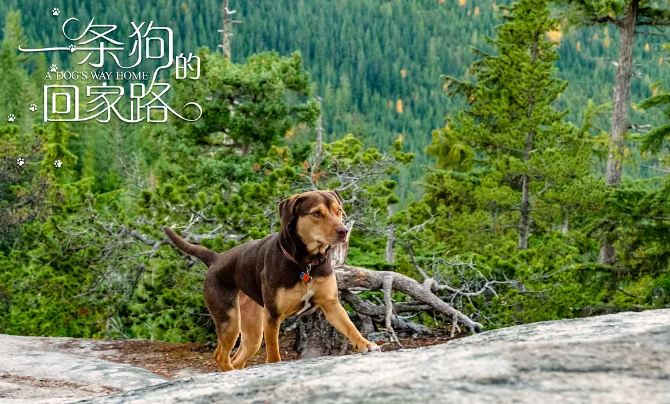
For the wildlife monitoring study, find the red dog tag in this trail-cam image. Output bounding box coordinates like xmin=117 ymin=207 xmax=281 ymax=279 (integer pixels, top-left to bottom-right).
xmin=300 ymin=272 xmax=312 ymax=283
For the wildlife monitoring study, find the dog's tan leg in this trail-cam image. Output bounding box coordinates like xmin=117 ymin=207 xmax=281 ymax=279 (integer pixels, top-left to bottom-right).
xmin=232 ymin=293 xmax=264 ymax=369
xmin=213 ymin=306 xmax=241 ymax=372
xmin=263 ymin=315 xmax=282 ymax=363
xmin=204 ymin=277 xmax=241 ymax=372
xmin=314 ymin=276 xmax=381 ymax=353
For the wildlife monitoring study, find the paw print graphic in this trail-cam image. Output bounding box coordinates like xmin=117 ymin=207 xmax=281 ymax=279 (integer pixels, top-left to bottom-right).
xmin=50 ymin=64 xmax=58 ymax=73
xmin=54 ymin=160 xmax=63 ymax=168
xmin=29 ymin=104 xmax=37 ymax=112
xmin=16 ymin=157 xmax=25 ymax=167
xmin=52 ymin=8 xmax=60 ymax=16
xmin=7 ymin=114 xmax=15 ymax=122
xmin=68 ymin=44 xmax=76 ymax=53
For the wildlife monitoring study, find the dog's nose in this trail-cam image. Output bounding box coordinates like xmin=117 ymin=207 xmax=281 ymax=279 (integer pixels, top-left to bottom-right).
xmin=336 ymin=227 xmax=348 ymax=237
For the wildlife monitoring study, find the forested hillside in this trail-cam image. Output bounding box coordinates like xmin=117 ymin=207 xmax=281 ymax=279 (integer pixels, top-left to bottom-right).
xmin=1 ymin=0 xmax=669 ymax=196
xmin=1 ymin=0 xmax=670 ymax=352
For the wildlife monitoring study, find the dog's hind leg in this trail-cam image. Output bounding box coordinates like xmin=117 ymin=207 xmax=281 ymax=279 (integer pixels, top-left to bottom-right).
xmin=231 ymin=292 xmax=264 ymax=370
xmin=205 ymin=279 xmax=240 ymax=372
xmin=213 ymin=307 xmax=240 ymax=371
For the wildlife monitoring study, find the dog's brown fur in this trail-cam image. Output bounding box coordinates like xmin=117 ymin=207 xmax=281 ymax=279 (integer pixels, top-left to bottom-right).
xmin=163 ymin=190 xmax=379 ymax=371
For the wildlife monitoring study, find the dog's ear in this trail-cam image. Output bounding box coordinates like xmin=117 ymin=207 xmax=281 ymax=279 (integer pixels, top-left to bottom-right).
xmin=329 ymin=190 xmax=347 ymax=216
xmin=278 ymin=195 xmax=304 ymax=228
xmin=330 ymin=190 xmax=343 ymax=205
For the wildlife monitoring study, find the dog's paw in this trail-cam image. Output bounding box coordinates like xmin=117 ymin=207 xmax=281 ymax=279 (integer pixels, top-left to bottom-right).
xmin=359 ymin=341 xmax=382 ymax=354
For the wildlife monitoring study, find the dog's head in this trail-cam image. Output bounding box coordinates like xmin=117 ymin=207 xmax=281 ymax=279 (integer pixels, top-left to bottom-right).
xmin=278 ymin=190 xmax=347 ymax=254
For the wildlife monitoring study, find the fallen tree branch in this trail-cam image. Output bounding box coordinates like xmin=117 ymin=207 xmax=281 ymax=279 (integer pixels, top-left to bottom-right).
xmin=340 ymin=290 xmax=431 ymax=335
xmin=334 ymin=264 xmax=483 ymax=333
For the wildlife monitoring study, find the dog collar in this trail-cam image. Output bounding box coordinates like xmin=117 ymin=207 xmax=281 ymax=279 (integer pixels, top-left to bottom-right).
xmin=279 ymin=244 xmax=328 ymax=284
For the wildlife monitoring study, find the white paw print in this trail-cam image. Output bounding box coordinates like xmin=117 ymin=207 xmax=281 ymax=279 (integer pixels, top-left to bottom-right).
xmin=17 ymin=157 xmax=25 ymax=167
xmin=68 ymin=44 xmax=76 ymax=53
xmin=52 ymin=8 xmax=60 ymax=16
xmin=7 ymin=114 xmax=15 ymax=122
xmin=54 ymin=160 xmax=63 ymax=168
xmin=50 ymin=64 xmax=58 ymax=73
xmin=29 ymin=104 xmax=37 ymax=112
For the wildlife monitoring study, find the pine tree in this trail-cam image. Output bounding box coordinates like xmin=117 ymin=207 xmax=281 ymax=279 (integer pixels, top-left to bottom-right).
xmin=170 ymin=49 xmax=319 ymax=155
xmin=431 ymin=0 xmax=593 ymax=250
xmin=0 ymin=10 xmax=34 ymax=133
xmin=640 ymin=53 xmax=670 ymax=155
xmin=557 ymin=0 xmax=670 ymax=264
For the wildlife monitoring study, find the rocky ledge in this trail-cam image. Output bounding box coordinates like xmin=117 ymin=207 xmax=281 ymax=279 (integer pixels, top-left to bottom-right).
xmin=74 ymin=308 xmax=670 ymax=404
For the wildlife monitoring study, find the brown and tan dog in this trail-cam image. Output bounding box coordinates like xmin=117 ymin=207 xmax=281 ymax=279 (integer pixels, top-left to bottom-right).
xmin=163 ymin=190 xmax=380 ymax=371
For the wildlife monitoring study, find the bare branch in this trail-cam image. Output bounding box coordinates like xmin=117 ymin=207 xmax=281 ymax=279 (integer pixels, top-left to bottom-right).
xmin=382 ymin=273 xmax=403 ymax=348
xmin=406 ymin=243 xmax=429 ymax=280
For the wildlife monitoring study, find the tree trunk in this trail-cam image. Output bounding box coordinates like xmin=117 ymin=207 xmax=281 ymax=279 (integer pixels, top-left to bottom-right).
xmin=330 ymin=220 xmax=353 ymax=265
xmin=315 ymin=96 xmax=323 ymax=164
xmin=384 ymin=205 xmax=395 ymax=264
xmin=518 ymin=31 xmax=540 ymax=251
xmin=293 ymin=312 xmax=349 ymax=359
xmin=600 ymin=0 xmax=638 ymax=265
xmin=518 ymin=173 xmax=531 ymax=250
xmin=221 ymin=0 xmax=231 ymax=59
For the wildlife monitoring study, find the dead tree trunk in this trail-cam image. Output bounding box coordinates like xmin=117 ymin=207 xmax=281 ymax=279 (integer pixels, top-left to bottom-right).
xmin=293 ymin=312 xmax=349 ymax=358
xmin=220 ymin=0 xmax=231 ymax=58
xmin=600 ymin=0 xmax=638 ymax=265
xmin=329 ymin=220 xmax=354 ymax=265
xmin=315 ymin=96 xmax=323 ymax=164
xmin=384 ymin=205 xmax=395 ymax=264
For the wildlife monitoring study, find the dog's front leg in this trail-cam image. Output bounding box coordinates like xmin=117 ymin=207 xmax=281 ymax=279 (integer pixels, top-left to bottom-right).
xmin=315 ymin=276 xmax=381 ymax=354
xmin=319 ymin=298 xmax=381 ymax=353
xmin=263 ymin=314 xmax=283 ymax=363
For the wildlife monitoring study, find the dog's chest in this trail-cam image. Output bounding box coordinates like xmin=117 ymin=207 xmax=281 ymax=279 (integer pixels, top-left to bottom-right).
xmin=295 ymin=289 xmax=316 ymax=315
xmin=276 ymin=283 xmax=321 ymax=317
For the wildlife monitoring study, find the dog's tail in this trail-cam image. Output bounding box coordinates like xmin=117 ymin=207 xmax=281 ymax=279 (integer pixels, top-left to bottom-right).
xmin=163 ymin=226 xmax=217 ymax=267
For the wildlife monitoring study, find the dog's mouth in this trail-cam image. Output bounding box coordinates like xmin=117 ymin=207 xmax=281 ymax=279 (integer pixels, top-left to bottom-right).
xmin=322 ymin=234 xmax=347 ymax=246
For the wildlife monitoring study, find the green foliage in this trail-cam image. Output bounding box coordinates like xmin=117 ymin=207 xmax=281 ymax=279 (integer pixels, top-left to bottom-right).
xmin=389 ymin=0 xmax=669 ymax=329
xmin=557 ymin=0 xmax=670 ymax=28
xmin=2 ymin=0 xmax=669 ymax=197
xmin=0 ymin=130 xmax=410 ymax=340
xmin=171 ymin=49 xmax=318 ymax=150
xmin=1 ymin=0 xmax=670 ymax=343
xmin=0 ymin=125 xmax=48 ymax=251
xmin=640 ymin=93 xmax=670 ymax=154
xmin=0 ymin=31 xmax=412 ymax=338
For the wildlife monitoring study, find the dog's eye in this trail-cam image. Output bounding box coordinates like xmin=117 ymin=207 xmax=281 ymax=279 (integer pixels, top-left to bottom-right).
xmin=311 ymin=211 xmax=322 ymax=218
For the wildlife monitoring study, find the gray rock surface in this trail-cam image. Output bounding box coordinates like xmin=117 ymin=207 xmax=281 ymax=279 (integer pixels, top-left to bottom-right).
xmin=0 ymin=335 xmax=167 ymax=404
xmin=76 ymin=309 xmax=670 ymax=404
